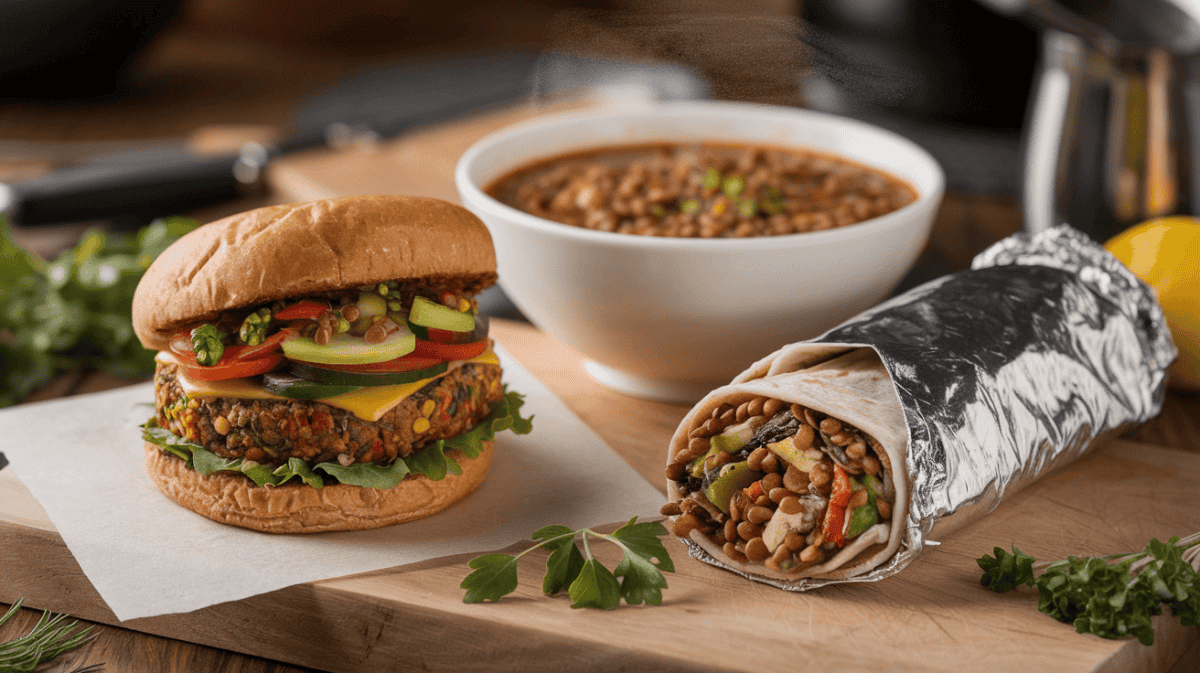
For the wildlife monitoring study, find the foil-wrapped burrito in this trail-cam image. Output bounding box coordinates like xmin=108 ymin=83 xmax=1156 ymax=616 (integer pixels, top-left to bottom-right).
xmin=663 ymin=226 xmax=1176 ymax=589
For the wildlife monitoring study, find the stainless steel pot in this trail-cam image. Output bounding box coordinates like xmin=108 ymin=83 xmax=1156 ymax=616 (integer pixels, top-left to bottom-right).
xmin=997 ymin=0 xmax=1200 ymax=240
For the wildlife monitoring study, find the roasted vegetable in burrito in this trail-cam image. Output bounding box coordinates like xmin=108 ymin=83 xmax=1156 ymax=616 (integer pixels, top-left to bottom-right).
xmin=662 ymin=226 xmax=1175 ymax=589
xmin=663 ymin=348 xmax=908 ymax=579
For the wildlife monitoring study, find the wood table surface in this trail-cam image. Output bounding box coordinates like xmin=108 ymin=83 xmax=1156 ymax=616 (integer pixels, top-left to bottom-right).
xmin=5 ymin=115 xmax=1200 ymax=673
xmin=5 ymin=122 xmax=1200 ymax=673
xmin=3 ymin=318 xmax=1200 ymax=673
xmin=3 ymin=13 xmax=1200 ymax=670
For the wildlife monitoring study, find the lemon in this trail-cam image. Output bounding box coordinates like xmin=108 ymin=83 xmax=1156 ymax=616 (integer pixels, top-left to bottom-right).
xmin=1105 ymin=216 xmax=1200 ymax=391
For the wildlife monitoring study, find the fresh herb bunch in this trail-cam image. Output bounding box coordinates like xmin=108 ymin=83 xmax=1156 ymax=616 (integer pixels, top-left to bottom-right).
xmin=978 ymin=533 xmax=1200 ymax=645
xmin=0 ymin=215 xmax=200 ymax=407
xmin=0 ymin=599 xmax=95 ymax=671
xmin=461 ymin=517 xmax=674 ymax=609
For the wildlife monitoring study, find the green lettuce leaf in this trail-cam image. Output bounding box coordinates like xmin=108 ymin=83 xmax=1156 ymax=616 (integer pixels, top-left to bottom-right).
xmin=316 ymin=457 xmax=410 ymax=489
xmin=191 ymin=448 xmax=284 ymax=487
xmin=142 ymin=423 xmax=201 ymax=464
xmin=139 ymin=387 xmax=533 ymax=489
xmin=274 ymin=457 xmax=324 ymax=488
xmin=406 ymin=441 xmax=460 ymax=481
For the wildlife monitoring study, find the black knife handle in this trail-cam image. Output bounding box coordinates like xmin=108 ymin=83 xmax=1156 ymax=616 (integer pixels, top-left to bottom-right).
xmin=2 ymin=150 xmax=264 ymax=226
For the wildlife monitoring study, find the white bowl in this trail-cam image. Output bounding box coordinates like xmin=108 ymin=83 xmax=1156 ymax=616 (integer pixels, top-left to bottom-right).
xmin=456 ymin=101 xmax=944 ymax=403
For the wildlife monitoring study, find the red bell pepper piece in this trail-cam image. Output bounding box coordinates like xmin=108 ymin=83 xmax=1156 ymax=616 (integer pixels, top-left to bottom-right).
xmin=743 ymin=480 xmax=764 ymax=502
xmin=829 ymin=465 xmax=853 ymax=508
xmin=224 ymin=327 xmax=298 ymax=361
xmin=274 ymin=300 xmax=330 ymax=321
xmin=412 ymin=338 xmax=488 ymax=361
xmin=822 ymin=465 xmax=853 ymax=547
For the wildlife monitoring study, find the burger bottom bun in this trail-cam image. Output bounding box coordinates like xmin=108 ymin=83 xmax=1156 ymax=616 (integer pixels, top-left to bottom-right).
xmin=143 ymin=441 xmax=493 ymax=534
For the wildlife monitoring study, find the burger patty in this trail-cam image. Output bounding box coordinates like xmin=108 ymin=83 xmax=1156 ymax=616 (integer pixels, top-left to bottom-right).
xmin=154 ymin=361 xmax=504 ymax=468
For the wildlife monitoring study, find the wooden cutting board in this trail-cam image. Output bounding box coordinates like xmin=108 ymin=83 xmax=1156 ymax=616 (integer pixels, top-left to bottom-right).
xmin=1 ymin=319 xmax=1198 ymax=673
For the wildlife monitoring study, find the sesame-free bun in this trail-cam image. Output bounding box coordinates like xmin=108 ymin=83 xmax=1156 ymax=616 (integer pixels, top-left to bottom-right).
xmin=132 ymin=195 xmax=497 ymax=351
xmin=143 ymin=441 xmax=494 ymax=533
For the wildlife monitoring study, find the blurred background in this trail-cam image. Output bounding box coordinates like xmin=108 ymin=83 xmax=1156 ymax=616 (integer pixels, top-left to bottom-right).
xmin=0 ymin=0 xmax=1041 ymax=253
xmin=6 ymin=0 xmax=1200 ymax=403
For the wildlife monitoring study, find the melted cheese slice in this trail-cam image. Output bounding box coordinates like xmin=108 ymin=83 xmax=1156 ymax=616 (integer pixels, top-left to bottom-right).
xmin=156 ymin=349 xmax=500 ymax=422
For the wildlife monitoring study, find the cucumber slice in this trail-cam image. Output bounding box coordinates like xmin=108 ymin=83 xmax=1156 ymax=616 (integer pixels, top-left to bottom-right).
xmin=408 ymin=314 xmax=490 ymax=344
xmin=408 ymin=296 xmax=474 ymax=332
xmin=290 ymin=361 xmax=450 ymax=387
xmin=281 ymin=326 xmax=415 ymax=365
xmin=263 ymin=372 xmax=361 ymax=399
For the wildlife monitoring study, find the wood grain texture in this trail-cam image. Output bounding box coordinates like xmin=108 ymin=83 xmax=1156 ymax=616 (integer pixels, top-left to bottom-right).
xmin=3 ymin=319 xmax=1200 ymax=673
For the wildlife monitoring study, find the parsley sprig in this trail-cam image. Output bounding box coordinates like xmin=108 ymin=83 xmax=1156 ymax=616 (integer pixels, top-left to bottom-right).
xmin=461 ymin=518 xmax=674 ymax=609
xmin=0 ymin=599 xmax=95 ymax=671
xmin=979 ymin=532 xmax=1200 ymax=645
xmin=0 ymin=215 xmax=200 ymax=408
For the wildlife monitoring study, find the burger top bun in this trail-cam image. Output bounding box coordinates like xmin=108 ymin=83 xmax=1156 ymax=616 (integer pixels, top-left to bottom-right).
xmin=132 ymin=195 xmax=497 ymax=351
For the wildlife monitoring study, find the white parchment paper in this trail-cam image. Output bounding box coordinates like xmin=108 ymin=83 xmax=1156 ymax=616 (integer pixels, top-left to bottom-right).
xmin=0 ymin=345 xmax=666 ymax=621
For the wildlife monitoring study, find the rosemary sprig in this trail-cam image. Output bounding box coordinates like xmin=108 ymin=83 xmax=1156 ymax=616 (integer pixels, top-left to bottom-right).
xmin=0 ymin=599 xmax=96 ymax=672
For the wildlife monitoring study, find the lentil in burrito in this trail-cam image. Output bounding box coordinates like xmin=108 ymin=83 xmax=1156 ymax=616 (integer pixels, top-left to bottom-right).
xmin=662 ymin=226 xmax=1175 ymax=588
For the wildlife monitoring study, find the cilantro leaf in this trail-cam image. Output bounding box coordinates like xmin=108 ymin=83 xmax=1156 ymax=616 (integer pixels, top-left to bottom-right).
xmin=982 ymin=533 xmax=1200 ymax=646
xmin=609 ymin=518 xmax=672 ymax=605
xmin=1 ymin=215 xmax=200 ymax=408
xmin=534 ymin=525 xmax=585 ymax=595
xmin=978 ymin=545 xmax=1037 ymax=593
xmin=613 ymin=547 xmax=669 ymax=606
xmin=462 ymin=519 xmax=675 ymax=609
xmin=611 ymin=518 xmax=675 ymax=574
xmin=569 ymin=558 xmax=622 ymax=609
xmin=461 ymin=554 xmax=520 ymax=603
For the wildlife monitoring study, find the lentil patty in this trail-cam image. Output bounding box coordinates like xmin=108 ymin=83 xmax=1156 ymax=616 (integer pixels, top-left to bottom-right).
xmin=154 ymin=361 xmax=504 ymax=468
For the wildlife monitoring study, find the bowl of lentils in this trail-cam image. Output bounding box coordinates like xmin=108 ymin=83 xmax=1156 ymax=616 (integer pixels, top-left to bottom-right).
xmin=456 ymin=100 xmax=944 ymax=403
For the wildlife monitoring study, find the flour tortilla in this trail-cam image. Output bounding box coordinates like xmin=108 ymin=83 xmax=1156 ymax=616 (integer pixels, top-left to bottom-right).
xmin=666 ymin=345 xmax=910 ymax=582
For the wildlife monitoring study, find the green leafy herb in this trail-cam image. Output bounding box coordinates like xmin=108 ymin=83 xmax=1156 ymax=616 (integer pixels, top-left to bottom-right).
xmin=736 ymin=198 xmax=757 ymax=218
xmin=140 ymin=388 xmax=533 ymax=489
xmin=978 ymin=545 xmax=1036 ymax=593
xmin=978 ymin=532 xmax=1200 ymax=645
xmin=722 ymin=175 xmax=745 ymax=200
xmin=461 ymin=517 xmax=674 ymax=609
xmin=701 ymin=167 xmax=721 ymax=191
xmin=0 ymin=599 xmax=95 ymax=671
xmin=0 ymin=215 xmax=200 ymax=407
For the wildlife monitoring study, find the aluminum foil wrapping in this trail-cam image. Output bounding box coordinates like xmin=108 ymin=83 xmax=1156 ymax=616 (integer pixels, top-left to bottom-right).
xmin=683 ymin=225 xmax=1176 ymax=588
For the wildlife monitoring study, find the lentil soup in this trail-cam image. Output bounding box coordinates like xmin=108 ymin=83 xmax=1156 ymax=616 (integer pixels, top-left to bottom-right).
xmin=485 ymin=142 xmax=918 ymax=238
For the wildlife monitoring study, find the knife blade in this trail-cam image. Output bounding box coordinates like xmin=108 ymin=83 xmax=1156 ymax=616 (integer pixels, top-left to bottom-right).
xmin=0 ymin=51 xmax=707 ymax=228
xmin=1 ymin=51 xmax=541 ymax=227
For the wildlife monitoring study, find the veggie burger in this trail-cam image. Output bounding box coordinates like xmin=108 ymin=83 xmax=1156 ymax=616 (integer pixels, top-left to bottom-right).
xmin=131 ymin=195 xmax=531 ymax=533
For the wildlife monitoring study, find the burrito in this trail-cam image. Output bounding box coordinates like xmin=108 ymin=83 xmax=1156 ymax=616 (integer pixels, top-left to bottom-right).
xmin=662 ymin=226 xmax=1175 ymax=588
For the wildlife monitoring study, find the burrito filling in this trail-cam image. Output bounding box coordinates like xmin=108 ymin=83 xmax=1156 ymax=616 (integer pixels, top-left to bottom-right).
xmin=662 ymin=397 xmax=894 ymax=573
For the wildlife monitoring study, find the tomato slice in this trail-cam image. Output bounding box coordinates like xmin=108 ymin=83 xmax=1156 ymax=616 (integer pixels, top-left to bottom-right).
xmin=317 ymin=355 xmax=446 ymax=373
xmin=412 ymin=338 xmax=489 ymax=361
xmin=224 ymin=327 xmax=298 ymax=361
xmin=407 ymin=314 xmax=489 ymax=345
xmin=274 ymin=300 xmax=330 ymax=321
xmin=179 ymin=354 xmax=283 ymax=381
